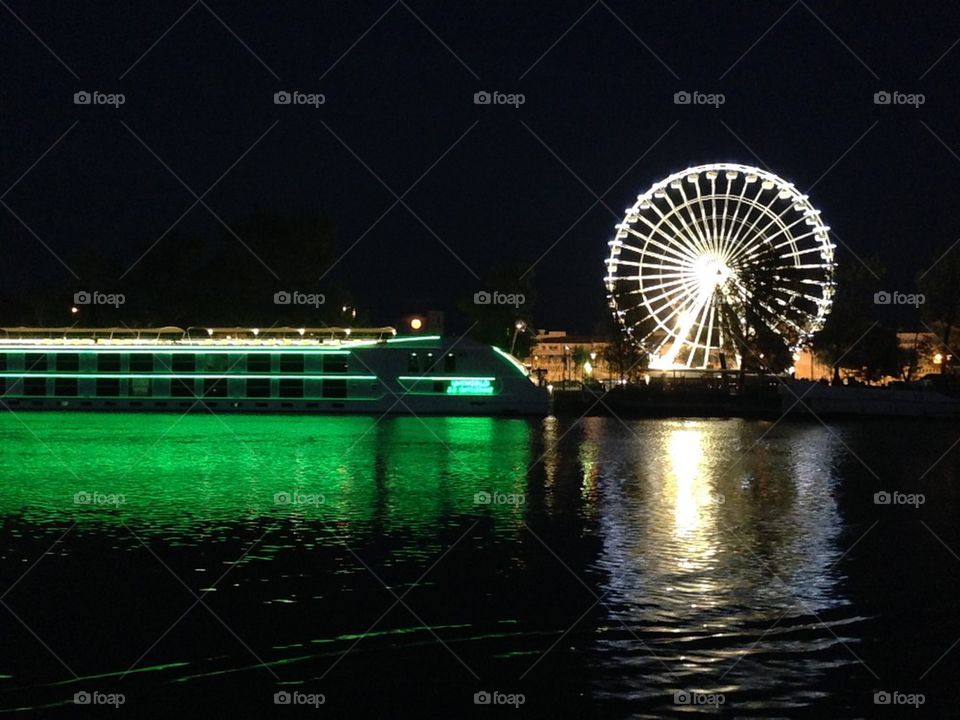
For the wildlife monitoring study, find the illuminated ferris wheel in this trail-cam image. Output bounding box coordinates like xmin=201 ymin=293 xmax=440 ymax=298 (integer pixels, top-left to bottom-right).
xmin=604 ymin=163 xmax=836 ymax=369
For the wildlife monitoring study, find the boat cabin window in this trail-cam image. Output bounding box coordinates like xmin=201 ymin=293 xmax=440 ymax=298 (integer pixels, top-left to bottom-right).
xmin=247 ymin=354 xmax=271 ymax=372
xmin=130 ymin=354 xmax=154 ymax=372
xmin=56 ymin=354 xmax=80 ymax=372
xmin=0 ymin=354 xmax=7 ymax=371
xmin=408 ymin=353 xmax=419 ymax=372
xmin=130 ymin=378 xmax=152 ymax=397
xmin=97 ymin=354 xmax=122 ymax=372
xmin=202 ymin=378 xmax=227 ymax=398
xmin=171 ymin=355 xmax=195 ymax=373
xmin=245 ymin=379 xmax=271 ymax=397
xmin=322 ymin=379 xmax=347 ymax=398
xmin=279 ymin=379 xmax=303 ymax=398
xmin=23 ymin=378 xmax=46 ymax=395
xmin=171 ymin=379 xmax=194 ymax=397
xmin=96 ymin=379 xmax=121 ymax=397
xmin=444 ymin=353 xmax=456 ymax=372
xmin=279 ymin=354 xmax=304 ymax=373
xmin=323 ymin=355 xmax=348 ymax=373
xmin=24 ymin=354 xmax=46 ymax=371
xmin=203 ymin=355 xmax=228 ymax=372
xmin=54 ymin=378 xmax=78 ymax=396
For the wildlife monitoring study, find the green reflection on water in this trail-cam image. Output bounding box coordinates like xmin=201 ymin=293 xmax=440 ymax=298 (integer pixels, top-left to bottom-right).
xmin=0 ymin=412 xmax=533 ymax=533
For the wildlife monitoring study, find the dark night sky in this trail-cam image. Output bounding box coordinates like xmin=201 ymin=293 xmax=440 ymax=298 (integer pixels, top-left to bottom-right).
xmin=3 ymin=1 xmax=960 ymax=332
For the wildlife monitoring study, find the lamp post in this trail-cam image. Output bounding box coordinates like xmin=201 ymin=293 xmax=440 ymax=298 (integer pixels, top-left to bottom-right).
xmin=509 ymin=320 xmax=526 ymax=356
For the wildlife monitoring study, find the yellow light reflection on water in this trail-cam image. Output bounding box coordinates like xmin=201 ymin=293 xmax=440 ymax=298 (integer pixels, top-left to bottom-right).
xmin=664 ymin=425 xmax=721 ymax=574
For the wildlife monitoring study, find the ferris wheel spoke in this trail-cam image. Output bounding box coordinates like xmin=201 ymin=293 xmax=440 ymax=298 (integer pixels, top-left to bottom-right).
xmin=722 ymin=182 xmax=774 ymax=261
xmin=627 ymin=219 xmax=701 ymax=264
xmin=660 ymin=189 xmax=713 ymax=256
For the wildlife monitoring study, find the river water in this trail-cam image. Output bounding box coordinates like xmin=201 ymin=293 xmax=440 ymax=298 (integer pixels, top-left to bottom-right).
xmin=0 ymin=412 xmax=957 ymax=717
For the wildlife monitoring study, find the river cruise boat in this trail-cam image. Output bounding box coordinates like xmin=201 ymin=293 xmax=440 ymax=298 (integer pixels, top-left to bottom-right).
xmin=0 ymin=327 xmax=549 ymax=416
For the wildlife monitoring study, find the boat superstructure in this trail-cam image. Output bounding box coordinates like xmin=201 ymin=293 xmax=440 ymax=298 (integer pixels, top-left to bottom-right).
xmin=0 ymin=327 xmax=549 ymax=416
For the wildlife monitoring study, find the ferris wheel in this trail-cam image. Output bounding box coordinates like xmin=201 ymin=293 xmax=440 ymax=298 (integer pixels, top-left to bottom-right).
xmin=604 ymin=163 xmax=836 ymax=370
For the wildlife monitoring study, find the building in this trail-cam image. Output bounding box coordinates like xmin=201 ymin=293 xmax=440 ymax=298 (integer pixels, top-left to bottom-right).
xmin=530 ymin=330 xmax=611 ymax=384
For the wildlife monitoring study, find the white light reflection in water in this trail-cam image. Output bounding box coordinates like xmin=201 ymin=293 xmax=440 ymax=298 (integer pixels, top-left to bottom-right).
xmin=590 ymin=419 xmax=857 ymax=709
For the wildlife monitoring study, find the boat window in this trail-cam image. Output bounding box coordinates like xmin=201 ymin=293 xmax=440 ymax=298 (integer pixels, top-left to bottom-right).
xmin=279 ymin=354 xmax=304 ymax=373
xmin=0 ymin=354 xmax=6 ymax=371
xmin=96 ymin=379 xmax=121 ymax=397
xmin=0 ymin=378 xmax=5 ymax=395
xmin=56 ymin=354 xmax=80 ymax=372
xmin=279 ymin=379 xmax=303 ymax=398
xmin=203 ymin=355 xmax=228 ymax=372
xmin=408 ymin=353 xmax=419 ymax=372
xmin=130 ymin=354 xmax=154 ymax=372
xmin=445 ymin=353 xmax=456 ymax=372
xmin=130 ymin=378 xmax=152 ymax=397
xmin=247 ymin=354 xmax=271 ymax=372
xmin=202 ymin=378 xmax=227 ymax=398
xmin=54 ymin=378 xmax=78 ymax=396
xmin=24 ymin=354 xmax=46 ymax=371
xmin=323 ymin=355 xmax=348 ymax=373
xmin=170 ymin=379 xmax=194 ymax=397
xmin=245 ymin=379 xmax=271 ymax=398
xmin=23 ymin=378 xmax=46 ymax=395
xmin=97 ymin=354 xmax=122 ymax=372
xmin=322 ymin=379 xmax=347 ymax=398
xmin=171 ymin=355 xmax=195 ymax=373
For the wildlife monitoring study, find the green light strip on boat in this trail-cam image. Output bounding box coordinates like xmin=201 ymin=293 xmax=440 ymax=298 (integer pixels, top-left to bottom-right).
xmin=0 ymin=373 xmax=377 ymax=381
xmin=0 ymin=346 xmax=351 ymax=354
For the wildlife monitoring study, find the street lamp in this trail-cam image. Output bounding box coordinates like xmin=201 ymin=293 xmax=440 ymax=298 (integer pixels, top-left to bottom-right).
xmin=509 ymin=320 xmax=526 ymax=356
